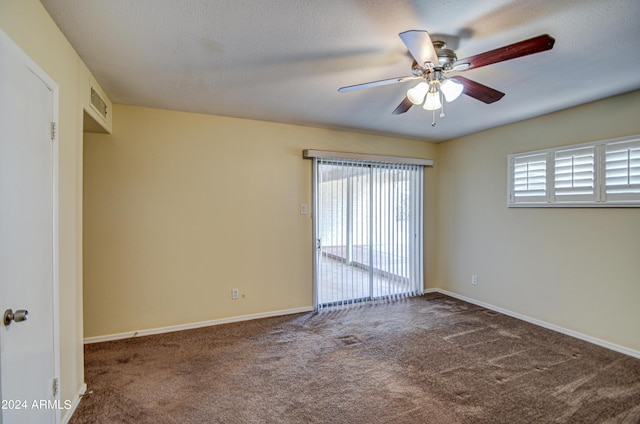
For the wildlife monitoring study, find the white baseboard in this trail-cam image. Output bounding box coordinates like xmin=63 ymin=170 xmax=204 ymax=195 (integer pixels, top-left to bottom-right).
xmin=425 ymin=288 xmax=640 ymax=360
xmin=84 ymin=306 xmax=314 ymax=344
xmin=62 ymin=383 xmax=87 ymax=424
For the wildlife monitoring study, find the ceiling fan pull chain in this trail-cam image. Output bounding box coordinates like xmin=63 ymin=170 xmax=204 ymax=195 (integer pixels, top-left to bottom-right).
xmin=439 ymin=91 xmax=446 ymax=118
xmin=431 ymin=109 xmax=436 ymax=127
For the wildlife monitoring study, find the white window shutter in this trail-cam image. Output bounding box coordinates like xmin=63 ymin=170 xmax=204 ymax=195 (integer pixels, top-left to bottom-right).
xmin=509 ymin=153 xmax=548 ymax=204
xmin=605 ymin=139 xmax=640 ymax=201
xmin=508 ymin=135 xmax=640 ymax=207
xmin=554 ymin=146 xmax=595 ymax=202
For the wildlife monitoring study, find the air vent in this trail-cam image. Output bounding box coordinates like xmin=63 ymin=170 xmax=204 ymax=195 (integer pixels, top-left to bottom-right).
xmin=90 ymin=86 xmax=107 ymax=119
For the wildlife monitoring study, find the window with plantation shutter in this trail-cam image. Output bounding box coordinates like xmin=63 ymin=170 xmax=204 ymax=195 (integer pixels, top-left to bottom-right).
xmin=508 ymin=134 xmax=640 ymax=207
xmin=605 ymin=139 xmax=640 ymax=201
xmin=554 ymin=146 xmax=595 ymax=202
xmin=510 ymin=153 xmax=548 ymax=204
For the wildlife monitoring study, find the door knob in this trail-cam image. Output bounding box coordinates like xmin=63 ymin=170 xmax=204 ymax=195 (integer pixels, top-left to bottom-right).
xmin=3 ymin=309 xmax=29 ymax=326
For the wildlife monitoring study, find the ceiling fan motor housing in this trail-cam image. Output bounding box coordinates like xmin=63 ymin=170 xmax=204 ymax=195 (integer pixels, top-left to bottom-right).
xmin=433 ymin=41 xmax=457 ymax=70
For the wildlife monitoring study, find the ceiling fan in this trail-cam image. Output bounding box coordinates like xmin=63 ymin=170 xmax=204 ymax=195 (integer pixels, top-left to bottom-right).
xmin=338 ymin=31 xmax=555 ymax=126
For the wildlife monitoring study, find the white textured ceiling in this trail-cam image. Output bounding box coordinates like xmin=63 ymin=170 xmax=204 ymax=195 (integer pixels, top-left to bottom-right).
xmin=41 ymin=0 xmax=640 ymax=142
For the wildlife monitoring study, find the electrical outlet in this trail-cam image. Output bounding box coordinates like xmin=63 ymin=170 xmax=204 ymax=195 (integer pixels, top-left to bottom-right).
xmin=232 ymin=288 xmax=239 ymax=300
xmin=300 ymin=204 xmax=308 ymax=215
xmin=471 ymin=275 xmax=478 ymax=286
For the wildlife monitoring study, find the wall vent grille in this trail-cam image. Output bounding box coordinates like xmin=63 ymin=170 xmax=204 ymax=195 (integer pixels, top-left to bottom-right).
xmin=90 ymin=86 xmax=107 ymax=119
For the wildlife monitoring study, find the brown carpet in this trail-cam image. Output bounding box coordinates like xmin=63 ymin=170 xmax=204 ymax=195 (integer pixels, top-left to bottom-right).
xmin=71 ymin=293 xmax=640 ymax=423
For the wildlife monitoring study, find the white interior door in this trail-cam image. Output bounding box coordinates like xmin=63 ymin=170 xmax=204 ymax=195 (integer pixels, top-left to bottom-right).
xmin=0 ymin=31 xmax=58 ymax=423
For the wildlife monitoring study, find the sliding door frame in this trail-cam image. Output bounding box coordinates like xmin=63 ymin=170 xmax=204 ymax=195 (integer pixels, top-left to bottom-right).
xmin=307 ymin=151 xmax=432 ymax=310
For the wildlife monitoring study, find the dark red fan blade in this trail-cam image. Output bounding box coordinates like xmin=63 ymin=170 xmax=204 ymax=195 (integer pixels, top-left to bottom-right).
xmin=452 ymin=34 xmax=555 ymax=71
xmin=392 ymin=97 xmax=413 ymax=115
xmin=450 ymin=76 xmax=505 ymax=104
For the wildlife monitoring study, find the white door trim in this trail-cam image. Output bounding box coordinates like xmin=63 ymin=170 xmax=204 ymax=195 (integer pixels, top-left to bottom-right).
xmin=0 ymin=28 xmax=61 ymax=423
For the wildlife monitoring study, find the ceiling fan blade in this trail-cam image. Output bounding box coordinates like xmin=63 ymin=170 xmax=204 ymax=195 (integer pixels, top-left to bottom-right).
xmin=450 ymin=76 xmax=505 ymax=104
xmin=338 ymin=75 xmax=420 ymax=93
xmin=392 ymin=97 xmax=413 ymax=115
xmin=399 ymin=30 xmax=440 ymax=68
xmin=452 ymin=34 xmax=555 ymax=71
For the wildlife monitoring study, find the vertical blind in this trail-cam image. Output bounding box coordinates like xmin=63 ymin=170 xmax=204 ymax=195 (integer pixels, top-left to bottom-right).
xmin=313 ymin=157 xmax=424 ymax=309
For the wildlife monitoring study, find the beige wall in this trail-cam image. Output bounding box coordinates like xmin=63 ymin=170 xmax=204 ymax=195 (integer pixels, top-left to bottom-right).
xmin=0 ymin=0 xmax=92 ymax=419
xmin=436 ymin=90 xmax=640 ymax=352
xmin=84 ymin=94 xmax=640 ymax=354
xmin=83 ymin=105 xmax=438 ymax=337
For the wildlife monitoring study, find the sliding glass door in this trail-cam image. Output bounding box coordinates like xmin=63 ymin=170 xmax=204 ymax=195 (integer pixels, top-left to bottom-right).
xmin=313 ymin=158 xmax=424 ymax=309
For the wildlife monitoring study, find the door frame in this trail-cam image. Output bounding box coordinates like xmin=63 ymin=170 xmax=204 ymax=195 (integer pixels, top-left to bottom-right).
xmin=311 ymin=157 xmax=425 ymax=310
xmin=0 ymin=28 xmax=61 ymax=423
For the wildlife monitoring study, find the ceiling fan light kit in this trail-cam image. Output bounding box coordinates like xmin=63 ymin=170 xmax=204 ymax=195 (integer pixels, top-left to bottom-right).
xmin=423 ymin=88 xmax=441 ymax=111
xmin=339 ymin=31 xmax=555 ymax=128
xmin=440 ymin=79 xmax=464 ymax=102
xmin=407 ymin=82 xmax=429 ymax=105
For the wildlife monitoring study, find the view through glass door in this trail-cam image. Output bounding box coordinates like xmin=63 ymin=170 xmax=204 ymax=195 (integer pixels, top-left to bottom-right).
xmin=313 ymin=158 xmax=424 ymax=309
